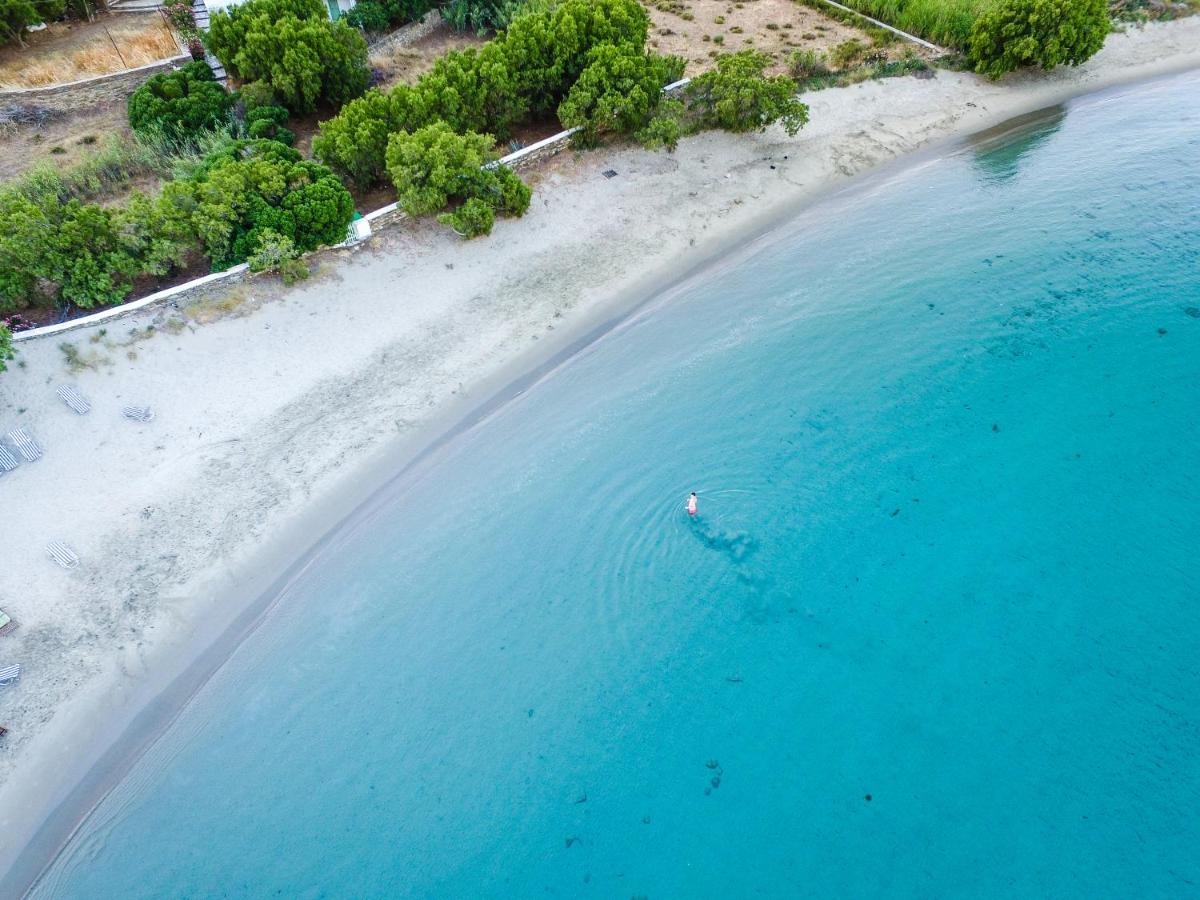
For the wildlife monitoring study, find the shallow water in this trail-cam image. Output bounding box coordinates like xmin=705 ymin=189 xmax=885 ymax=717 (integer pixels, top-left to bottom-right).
xmin=31 ymin=72 xmax=1200 ymax=898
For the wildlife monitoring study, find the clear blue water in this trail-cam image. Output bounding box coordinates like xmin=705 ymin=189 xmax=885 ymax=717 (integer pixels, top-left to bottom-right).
xmin=31 ymin=73 xmax=1200 ymax=898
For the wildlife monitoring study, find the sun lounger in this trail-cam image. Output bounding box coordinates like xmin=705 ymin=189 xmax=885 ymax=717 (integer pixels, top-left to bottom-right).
xmin=0 ymin=445 xmax=17 ymax=475
xmin=47 ymin=541 xmax=79 ymax=570
xmin=0 ymin=726 xmax=7 ymax=739
xmin=56 ymin=384 xmax=91 ymax=415
xmin=0 ymin=664 xmax=19 ymax=686
xmin=0 ymin=610 xmax=16 ymax=637
xmin=4 ymin=427 xmax=43 ymax=462
xmin=122 ymin=406 xmax=155 ymax=423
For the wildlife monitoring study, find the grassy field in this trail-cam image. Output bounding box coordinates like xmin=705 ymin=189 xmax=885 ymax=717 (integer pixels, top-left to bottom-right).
xmin=807 ymin=0 xmax=989 ymax=49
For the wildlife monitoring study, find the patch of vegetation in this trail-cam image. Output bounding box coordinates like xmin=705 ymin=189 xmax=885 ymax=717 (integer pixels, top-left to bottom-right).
xmin=2 ymin=0 xmax=65 ymax=47
xmin=127 ymin=61 xmax=236 ymax=141
xmin=798 ymin=0 xmax=986 ymax=48
xmin=206 ymin=0 xmax=369 ymax=114
xmin=0 ymin=323 xmax=12 ymax=372
xmin=969 ymin=0 xmax=1108 ymax=78
xmin=346 ymin=0 xmax=432 ymax=32
xmin=558 ymin=44 xmax=686 ymax=146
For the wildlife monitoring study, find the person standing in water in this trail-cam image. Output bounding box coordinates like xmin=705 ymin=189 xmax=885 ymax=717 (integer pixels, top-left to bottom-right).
xmin=687 ymin=492 xmax=698 ymax=517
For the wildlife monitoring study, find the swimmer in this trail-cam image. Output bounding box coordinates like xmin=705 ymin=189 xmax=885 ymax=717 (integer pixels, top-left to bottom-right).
xmin=687 ymin=492 xmax=698 ymax=517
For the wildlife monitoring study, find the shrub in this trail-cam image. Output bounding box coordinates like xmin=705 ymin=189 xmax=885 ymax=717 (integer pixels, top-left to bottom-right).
xmin=789 ymin=48 xmax=829 ymax=79
xmin=829 ymin=38 xmax=867 ymax=69
xmin=347 ymin=0 xmax=432 ymax=31
xmin=247 ymin=229 xmax=309 ymax=284
xmin=498 ymin=0 xmax=651 ymax=116
xmin=419 ymin=44 xmax=525 ymax=136
xmin=239 ymin=80 xmax=278 ymax=111
xmin=170 ymin=139 xmax=354 ymax=269
xmin=685 ymin=50 xmax=809 ymax=136
xmin=558 ymin=44 xmax=685 ymax=146
xmin=312 ymin=87 xmax=420 ymax=187
xmin=163 ymin=0 xmax=200 ymax=42
xmin=0 ymin=323 xmax=12 ymax=372
xmin=128 ymin=61 xmax=235 ymax=139
xmin=635 ymin=97 xmax=684 ymax=151
xmin=441 ymin=0 xmax=527 ymax=33
xmin=386 ymin=123 xmax=531 ymax=232
xmin=438 ymin=196 xmax=495 ymax=237
xmin=969 ymin=0 xmax=1109 ymax=79
xmin=207 ymin=0 xmax=369 ymax=113
xmin=246 ymin=104 xmax=294 ymax=145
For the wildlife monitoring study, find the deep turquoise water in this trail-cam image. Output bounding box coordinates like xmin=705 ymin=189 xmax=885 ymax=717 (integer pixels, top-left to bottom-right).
xmin=30 ymin=72 xmax=1200 ymax=898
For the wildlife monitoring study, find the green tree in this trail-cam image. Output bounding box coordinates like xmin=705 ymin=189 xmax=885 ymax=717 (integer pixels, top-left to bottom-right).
xmin=1 ymin=0 xmax=64 ymax=46
xmin=438 ymin=196 xmax=495 ymax=238
xmin=418 ymin=43 xmax=526 ymax=137
xmin=207 ymin=0 xmax=368 ymax=113
xmin=127 ymin=61 xmax=235 ymax=139
xmin=246 ymin=104 xmax=295 ymax=145
xmin=441 ymin=0 xmax=525 ymax=33
xmin=312 ymin=86 xmax=428 ymax=187
xmin=346 ymin=0 xmax=430 ymax=31
xmin=386 ymin=124 xmax=497 ymax=216
xmin=205 ymin=0 xmax=325 ymax=73
xmin=969 ymin=0 xmax=1109 ymax=79
xmin=558 ymin=44 xmax=684 ymax=146
xmin=498 ymin=0 xmax=650 ymax=116
xmin=247 ymin=229 xmax=309 ymax=284
xmin=170 ymin=139 xmax=354 ymax=269
xmin=385 ymin=123 xmax=531 ymax=230
xmin=685 ymin=50 xmax=808 ymax=136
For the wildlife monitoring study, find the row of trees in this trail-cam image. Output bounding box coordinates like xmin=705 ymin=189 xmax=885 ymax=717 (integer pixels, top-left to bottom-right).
xmin=0 ymin=139 xmax=355 ymax=313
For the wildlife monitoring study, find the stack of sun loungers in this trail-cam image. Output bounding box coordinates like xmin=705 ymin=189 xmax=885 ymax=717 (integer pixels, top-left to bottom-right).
xmin=0 ymin=444 xmax=17 ymax=476
xmin=0 ymin=608 xmax=16 ymax=637
xmin=123 ymin=406 xmax=155 ymax=423
xmin=3 ymin=426 xmax=42 ymax=463
xmin=0 ymin=664 xmax=20 ymax=686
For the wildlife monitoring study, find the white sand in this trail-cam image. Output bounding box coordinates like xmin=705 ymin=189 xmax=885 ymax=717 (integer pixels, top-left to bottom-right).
xmin=1 ymin=17 xmax=1198 ymax=884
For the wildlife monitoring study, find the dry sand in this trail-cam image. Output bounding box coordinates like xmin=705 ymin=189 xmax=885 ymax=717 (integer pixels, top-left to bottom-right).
xmin=1 ymin=17 xmax=1198 ymax=887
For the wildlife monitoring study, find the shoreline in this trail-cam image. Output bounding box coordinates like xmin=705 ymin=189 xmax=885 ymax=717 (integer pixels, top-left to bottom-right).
xmin=2 ymin=19 xmax=1199 ymax=893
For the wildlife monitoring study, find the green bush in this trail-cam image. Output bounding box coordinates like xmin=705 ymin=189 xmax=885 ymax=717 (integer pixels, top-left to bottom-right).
xmin=2 ymin=0 xmax=64 ymax=46
xmin=420 ymin=44 xmax=525 ymax=136
xmin=346 ymin=0 xmax=431 ymax=31
xmin=169 ymin=139 xmax=354 ymax=269
xmin=829 ymin=38 xmax=867 ymax=69
xmin=239 ymin=79 xmax=278 ymax=111
xmin=498 ymin=0 xmax=651 ymax=116
xmin=685 ymin=50 xmax=809 ymax=136
xmin=438 ymin=196 xmax=495 ymax=237
xmin=0 ymin=323 xmax=13 ymax=371
xmin=386 ymin=123 xmax=531 ymax=232
xmin=206 ymin=0 xmax=369 ymax=113
xmin=246 ymin=104 xmax=294 ymax=144
xmin=441 ymin=0 xmax=527 ymax=33
xmin=969 ymin=0 xmax=1109 ymax=78
xmin=128 ymin=61 xmax=235 ymax=139
xmin=635 ymin=97 xmax=685 ymax=151
xmin=558 ymin=44 xmax=685 ymax=146
xmin=247 ymin=228 xmax=309 ymax=284
xmin=312 ymin=88 xmax=412 ymax=187
xmin=789 ymin=48 xmax=830 ymax=79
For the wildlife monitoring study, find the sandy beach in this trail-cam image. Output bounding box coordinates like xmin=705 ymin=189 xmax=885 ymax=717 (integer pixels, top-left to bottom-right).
xmin=1 ymin=16 xmax=1198 ymax=887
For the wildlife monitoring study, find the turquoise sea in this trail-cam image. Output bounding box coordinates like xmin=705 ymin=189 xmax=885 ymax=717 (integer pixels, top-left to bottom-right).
xmin=25 ymin=72 xmax=1200 ymax=898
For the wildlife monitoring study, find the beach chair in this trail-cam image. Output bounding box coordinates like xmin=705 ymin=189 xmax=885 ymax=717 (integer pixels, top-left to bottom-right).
xmin=0 ymin=445 xmax=17 ymax=475
xmin=4 ymin=427 xmax=43 ymax=462
xmin=0 ymin=609 xmax=16 ymax=637
xmin=122 ymin=406 xmax=155 ymax=423
xmin=47 ymin=541 xmax=79 ymax=570
xmin=0 ymin=664 xmax=19 ymax=686
xmin=56 ymin=384 xmax=91 ymax=415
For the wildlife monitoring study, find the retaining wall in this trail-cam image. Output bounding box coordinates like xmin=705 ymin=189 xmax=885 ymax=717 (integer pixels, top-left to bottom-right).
xmin=0 ymin=54 xmax=191 ymax=113
xmin=366 ymin=9 xmax=444 ymax=55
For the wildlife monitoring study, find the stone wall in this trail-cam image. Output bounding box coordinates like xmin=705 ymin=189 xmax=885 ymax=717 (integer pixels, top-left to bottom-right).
xmin=366 ymin=9 xmax=444 ymax=56
xmin=0 ymin=55 xmax=190 ymax=113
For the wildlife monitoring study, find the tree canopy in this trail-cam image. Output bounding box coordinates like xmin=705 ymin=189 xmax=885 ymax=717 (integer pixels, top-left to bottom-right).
xmin=1 ymin=0 xmax=64 ymax=46
xmin=558 ymin=45 xmax=684 ymax=146
xmin=206 ymin=0 xmax=368 ymax=113
xmin=969 ymin=0 xmax=1109 ymax=79
xmin=685 ymin=50 xmax=809 ymax=136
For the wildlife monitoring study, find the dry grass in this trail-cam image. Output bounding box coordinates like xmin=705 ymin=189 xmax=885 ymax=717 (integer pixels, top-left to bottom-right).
xmin=640 ymin=0 xmax=930 ymax=76
xmin=0 ymin=12 xmax=180 ymax=88
xmin=368 ymin=26 xmax=487 ymax=91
